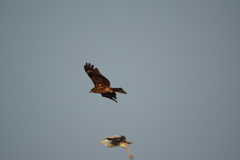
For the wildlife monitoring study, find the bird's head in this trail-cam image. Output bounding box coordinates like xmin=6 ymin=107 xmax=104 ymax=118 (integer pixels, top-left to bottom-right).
xmin=89 ymin=88 xmax=94 ymax=93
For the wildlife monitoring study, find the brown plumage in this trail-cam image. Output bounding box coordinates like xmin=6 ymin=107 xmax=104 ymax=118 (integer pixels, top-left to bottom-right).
xmin=98 ymin=135 xmax=134 ymax=160
xmin=84 ymin=63 xmax=127 ymax=102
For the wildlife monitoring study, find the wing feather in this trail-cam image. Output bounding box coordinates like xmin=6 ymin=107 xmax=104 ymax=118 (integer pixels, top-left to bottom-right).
xmin=84 ymin=63 xmax=110 ymax=87
xmin=106 ymin=135 xmax=126 ymax=142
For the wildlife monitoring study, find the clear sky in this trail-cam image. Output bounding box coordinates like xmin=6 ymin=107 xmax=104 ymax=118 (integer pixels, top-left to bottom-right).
xmin=1 ymin=1 xmax=240 ymax=160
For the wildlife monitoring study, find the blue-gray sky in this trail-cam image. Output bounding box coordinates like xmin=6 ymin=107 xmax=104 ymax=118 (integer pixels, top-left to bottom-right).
xmin=1 ymin=1 xmax=240 ymax=160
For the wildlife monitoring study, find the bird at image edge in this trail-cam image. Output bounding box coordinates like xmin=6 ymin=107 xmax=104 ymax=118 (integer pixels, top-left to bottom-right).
xmin=98 ymin=135 xmax=134 ymax=160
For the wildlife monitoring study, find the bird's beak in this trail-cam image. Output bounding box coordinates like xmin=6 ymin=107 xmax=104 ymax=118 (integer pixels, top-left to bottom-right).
xmin=98 ymin=139 xmax=107 ymax=145
xmin=98 ymin=140 xmax=104 ymax=145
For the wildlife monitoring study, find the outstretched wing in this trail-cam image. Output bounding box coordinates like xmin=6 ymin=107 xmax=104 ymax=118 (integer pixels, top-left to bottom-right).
xmin=106 ymin=135 xmax=126 ymax=142
xmin=84 ymin=63 xmax=110 ymax=87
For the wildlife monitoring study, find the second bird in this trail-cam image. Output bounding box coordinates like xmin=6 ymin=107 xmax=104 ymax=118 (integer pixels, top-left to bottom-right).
xmin=98 ymin=135 xmax=134 ymax=160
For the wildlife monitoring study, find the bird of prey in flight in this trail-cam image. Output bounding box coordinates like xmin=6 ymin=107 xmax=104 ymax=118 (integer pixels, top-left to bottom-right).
xmin=84 ymin=63 xmax=127 ymax=102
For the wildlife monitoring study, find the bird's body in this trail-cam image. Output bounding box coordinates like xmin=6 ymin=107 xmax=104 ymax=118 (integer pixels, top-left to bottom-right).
xmin=84 ymin=63 xmax=127 ymax=102
xmin=98 ymin=135 xmax=134 ymax=160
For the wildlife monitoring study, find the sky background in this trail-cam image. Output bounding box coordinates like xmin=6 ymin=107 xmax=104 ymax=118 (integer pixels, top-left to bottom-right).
xmin=1 ymin=0 xmax=240 ymax=160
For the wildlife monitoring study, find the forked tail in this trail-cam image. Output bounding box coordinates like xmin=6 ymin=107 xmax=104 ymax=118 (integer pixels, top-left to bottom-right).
xmin=111 ymin=88 xmax=127 ymax=94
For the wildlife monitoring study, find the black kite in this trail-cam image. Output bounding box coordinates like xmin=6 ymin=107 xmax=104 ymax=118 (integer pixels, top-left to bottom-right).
xmin=84 ymin=63 xmax=126 ymax=102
